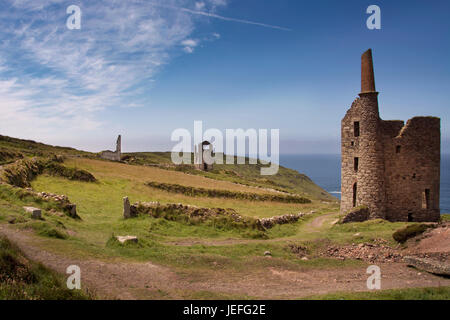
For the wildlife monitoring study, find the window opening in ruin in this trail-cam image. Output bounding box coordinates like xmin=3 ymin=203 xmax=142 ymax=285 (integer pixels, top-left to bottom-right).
xmin=422 ymin=189 xmax=431 ymax=209
xmin=354 ymin=157 xmax=359 ymax=172
xmin=412 ymin=173 xmax=416 ymax=179
xmin=408 ymin=213 xmax=413 ymax=222
xmin=354 ymin=122 xmax=360 ymax=137
xmin=351 ymin=141 xmax=354 ymax=146
xmin=352 ymin=183 xmax=357 ymax=207
xmin=396 ymin=145 xmax=401 ymax=153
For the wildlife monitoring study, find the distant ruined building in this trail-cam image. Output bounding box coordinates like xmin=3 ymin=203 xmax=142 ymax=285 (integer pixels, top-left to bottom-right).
xmin=100 ymin=135 xmax=121 ymax=161
xmin=340 ymin=49 xmax=440 ymax=222
xmin=194 ymin=140 xmax=214 ymax=171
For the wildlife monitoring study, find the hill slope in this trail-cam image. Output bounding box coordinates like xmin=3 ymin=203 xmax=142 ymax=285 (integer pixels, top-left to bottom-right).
xmin=123 ymin=152 xmax=336 ymax=201
xmin=0 ymin=134 xmax=335 ymax=201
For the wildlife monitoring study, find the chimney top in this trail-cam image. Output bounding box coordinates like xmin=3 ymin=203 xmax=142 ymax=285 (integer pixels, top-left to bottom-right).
xmin=361 ymin=49 xmax=377 ymax=94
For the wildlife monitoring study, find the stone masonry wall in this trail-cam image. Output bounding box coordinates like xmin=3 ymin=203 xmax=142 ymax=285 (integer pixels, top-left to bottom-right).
xmin=341 ymin=95 xmax=387 ymax=219
xmin=100 ymin=135 xmax=121 ymax=161
xmin=383 ymin=117 xmax=440 ymax=222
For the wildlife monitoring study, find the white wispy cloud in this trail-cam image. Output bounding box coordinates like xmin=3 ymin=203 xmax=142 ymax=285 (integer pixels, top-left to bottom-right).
xmin=181 ymin=38 xmax=199 ymax=53
xmin=0 ymin=0 xmax=289 ymax=146
xmin=156 ymin=2 xmax=292 ymax=31
xmin=0 ymin=0 xmax=218 ymax=141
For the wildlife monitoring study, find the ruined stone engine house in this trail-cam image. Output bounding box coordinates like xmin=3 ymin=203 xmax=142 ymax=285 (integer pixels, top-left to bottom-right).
xmin=100 ymin=135 xmax=121 ymax=161
xmin=340 ymin=49 xmax=440 ymax=222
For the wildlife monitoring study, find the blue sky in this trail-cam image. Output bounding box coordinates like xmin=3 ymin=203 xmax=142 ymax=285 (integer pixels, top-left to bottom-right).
xmin=0 ymin=0 xmax=449 ymax=154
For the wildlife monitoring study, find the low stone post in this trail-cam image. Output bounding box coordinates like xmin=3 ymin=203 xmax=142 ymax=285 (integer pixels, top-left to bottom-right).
xmin=123 ymin=196 xmax=131 ymax=219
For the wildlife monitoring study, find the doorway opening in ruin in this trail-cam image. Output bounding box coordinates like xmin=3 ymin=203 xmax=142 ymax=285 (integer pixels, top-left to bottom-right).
xmin=422 ymin=189 xmax=431 ymax=209
xmin=352 ymin=183 xmax=357 ymax=207
xmin=354 ymin=122 xmax=360 ymax=137
xmin=408 ymin=212 xmax=413 ymax=222
xmin=396 ymin=145 xmax=401 ymax=153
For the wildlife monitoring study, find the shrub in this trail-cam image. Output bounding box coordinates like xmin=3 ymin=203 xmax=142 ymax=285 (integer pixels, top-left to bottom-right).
xmin=392 ymin=224 xmax=435 ymax=243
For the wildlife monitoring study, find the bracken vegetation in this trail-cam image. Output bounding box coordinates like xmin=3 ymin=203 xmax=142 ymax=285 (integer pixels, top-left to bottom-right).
xmin=0 ymin=150 xmax=24 ymax=165
xmin=2 ymin=158 xmax=96 ymax=188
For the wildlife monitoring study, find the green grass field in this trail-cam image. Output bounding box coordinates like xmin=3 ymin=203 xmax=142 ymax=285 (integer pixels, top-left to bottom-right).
xmin=0 ymin=156 xmax=408 ymax=275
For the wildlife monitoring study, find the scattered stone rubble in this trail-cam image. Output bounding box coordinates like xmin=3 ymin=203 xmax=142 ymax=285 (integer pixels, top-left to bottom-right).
xmin=288 ymin=243 xmax=309 ymax=258
xmin=322 ymin=239 xmax=403 ymax=263
xmin=35 ymin=191 xmax=69 ymax=203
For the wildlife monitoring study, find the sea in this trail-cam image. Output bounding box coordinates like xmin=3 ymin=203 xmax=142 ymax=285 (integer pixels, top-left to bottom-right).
xmin=280 ymin=154 xmax=450 ymax=214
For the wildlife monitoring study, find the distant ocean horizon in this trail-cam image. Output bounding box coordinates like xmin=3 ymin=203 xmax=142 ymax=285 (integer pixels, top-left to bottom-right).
xmin=280 ymin=154 xmax=450 ymax=214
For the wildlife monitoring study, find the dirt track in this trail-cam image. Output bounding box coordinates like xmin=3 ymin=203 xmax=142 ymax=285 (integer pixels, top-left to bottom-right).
xmin=1 ymin=222 xmax=449 ymax=300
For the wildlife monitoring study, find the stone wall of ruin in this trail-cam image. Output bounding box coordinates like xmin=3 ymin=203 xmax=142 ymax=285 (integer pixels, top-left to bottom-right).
xmin=341 ymin=99 xmax=360 ymax=215
xmin=341 ymin=95 xmax=387 ymax=219
xmin=383 ymin=117 xmax=440 ymax=222
xmin=100 ymin=150 xmax=120 ymax=161
xmin=100 ymin=135 xmax=121 ymax=161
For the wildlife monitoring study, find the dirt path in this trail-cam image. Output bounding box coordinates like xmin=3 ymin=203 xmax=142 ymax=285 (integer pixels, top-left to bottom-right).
xmin=305 ymin=212 xmax=338 ymax=231
xmin=1 ymin=223 xmax=449 ymax=300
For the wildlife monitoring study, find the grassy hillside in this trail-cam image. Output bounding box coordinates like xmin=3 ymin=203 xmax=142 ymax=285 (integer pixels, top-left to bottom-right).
xmin=124 ymin=152 xmax=336 ymax=201
xmin=0 ymin=135 xmax=91 ymax=165
xmin=0 ymin=134 xmax=336 ymax=201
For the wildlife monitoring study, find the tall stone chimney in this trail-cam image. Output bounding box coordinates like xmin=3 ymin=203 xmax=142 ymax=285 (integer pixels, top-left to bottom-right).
xmin=357 ymin=49 xmax=386 ymax=219
xmin=116 ymin=135 xmax=121 ymax=154
xmin=361 ymin=49 xmax=376 ymax=93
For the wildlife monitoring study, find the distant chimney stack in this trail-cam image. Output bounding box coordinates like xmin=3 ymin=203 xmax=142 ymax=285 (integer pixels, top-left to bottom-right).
xmin=361 ymin=49 xmax=376 ymax=93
